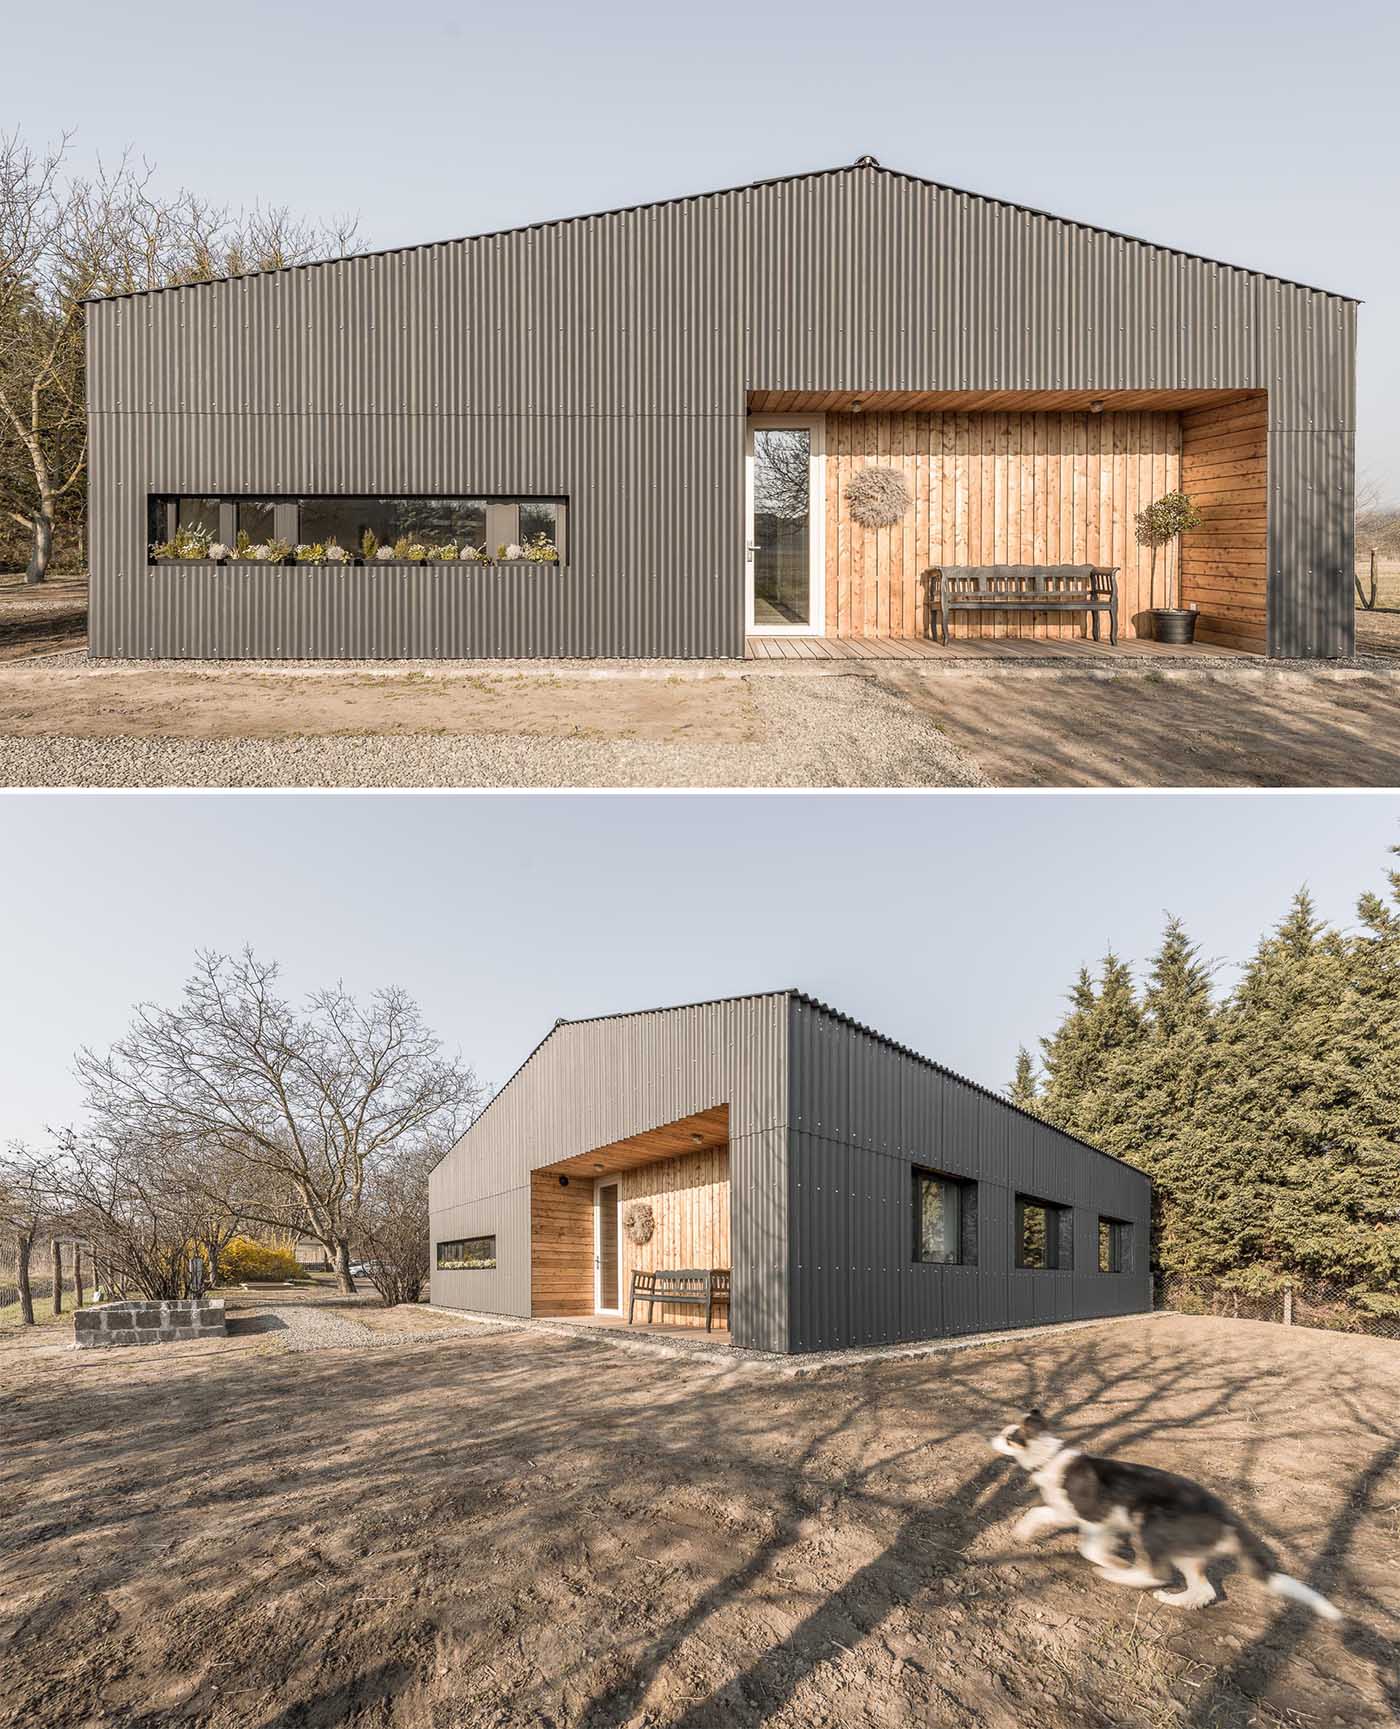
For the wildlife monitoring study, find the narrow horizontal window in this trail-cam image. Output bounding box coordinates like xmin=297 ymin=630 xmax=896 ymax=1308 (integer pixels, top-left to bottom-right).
xmin=437 ymin=1235 xmax=496 ymax=1270
xmin=1098 ymin=1216 xmax=1133 ymax=1273
xmin=913 ymin=1167 xmax=978 ymax=1265
xmin=1017 ymin=1195 xmax=1073 ymax=1270
xmin=147 ymin=495 xmax=567 ymax=565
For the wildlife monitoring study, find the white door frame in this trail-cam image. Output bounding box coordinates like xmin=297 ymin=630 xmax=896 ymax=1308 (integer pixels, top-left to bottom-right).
xmin=593 ymin=1177 xmax=621 ymax=1315
xmin=745 ymin=413 xmax=826 ymax=636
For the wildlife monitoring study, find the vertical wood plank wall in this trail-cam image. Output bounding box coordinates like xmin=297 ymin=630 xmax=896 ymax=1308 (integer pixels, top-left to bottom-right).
xmin=824 ymin=410 xmax=1182 ymax=639
xmin=1179 ymin=397 xmax=1269 ymax=652
xmin=530 ymin=1172 xmax=595 ymax=1316
xmin=530 ymin=1149 xmax=731 ymax=1322
xmin=620 ymin=1147 xmax=731 ymax=1327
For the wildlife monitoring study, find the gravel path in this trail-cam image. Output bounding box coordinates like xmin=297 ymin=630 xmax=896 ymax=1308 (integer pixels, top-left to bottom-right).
xmin=230 ymin=1293 xmax=514 ymax=1352
xmin=0 ymin=672 xmax=987 ymax=787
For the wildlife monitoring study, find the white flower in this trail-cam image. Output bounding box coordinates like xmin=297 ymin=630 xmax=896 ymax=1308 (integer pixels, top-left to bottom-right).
xmin=324 ymin=542 xmax=349 ymax=562
xmin=207 ymin=543 xmax=231 ymax=561
xmin=376 ymin=545 xmax=395 ymax=560
xmin=250 ymin=544 xmax=271 ymax=560
xmin=505 ymin=543 xmax=524 ymax=560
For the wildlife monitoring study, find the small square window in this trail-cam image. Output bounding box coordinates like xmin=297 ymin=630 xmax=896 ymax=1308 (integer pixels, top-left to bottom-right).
xmin=913 ymin=1168 xmax=978 ymax=1265
xmin=1017 ymin=1196 xmax=1073 ymax=1270
xmin=1098 ymin=1217 xmax=1133 ymax=1273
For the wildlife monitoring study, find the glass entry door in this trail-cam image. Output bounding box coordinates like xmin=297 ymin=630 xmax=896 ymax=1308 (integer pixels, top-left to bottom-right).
xmin=746 ymin=416 xmax=825 ymax=633
xmin=594 ymin=1179 xmax=620 ymax=1313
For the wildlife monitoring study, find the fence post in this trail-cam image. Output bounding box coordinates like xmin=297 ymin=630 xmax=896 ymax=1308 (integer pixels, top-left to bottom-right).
xmin=1283 ymin=1286 xmax=1294 ymax=1326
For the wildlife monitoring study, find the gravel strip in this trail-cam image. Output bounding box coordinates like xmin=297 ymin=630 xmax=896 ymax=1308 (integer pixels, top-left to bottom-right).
xmin=230 ymin=1295 xmax=516 ymax=1351
xmin=426 ymin=1305 xmax=1164 ymax=1376
xmin=0 ymin=672 xmax=988 ymax=788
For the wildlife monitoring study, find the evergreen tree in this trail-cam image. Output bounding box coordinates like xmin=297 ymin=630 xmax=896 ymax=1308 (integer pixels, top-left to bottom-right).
xmin=1038 ymin=952 xmax=1144 ymax=1143
xmin=1095 ymin=918 xmax=1218 ymax=1271
xmin=1021 ymin=855 xmax=1400 ymax=1300
xmin=1008 ymin=1047 xmax=1039 ymax=1113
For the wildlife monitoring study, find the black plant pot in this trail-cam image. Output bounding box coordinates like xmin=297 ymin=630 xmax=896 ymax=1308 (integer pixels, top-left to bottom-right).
xmin=1150 ymin=608 xmax=1198 ymax=645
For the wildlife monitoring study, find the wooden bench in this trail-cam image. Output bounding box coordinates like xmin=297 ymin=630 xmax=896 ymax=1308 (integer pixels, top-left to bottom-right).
xmin=933 ymin=564 xmax=1119 ymax=646
xmin=628 ymin=1268 xmax=731 ymax=1331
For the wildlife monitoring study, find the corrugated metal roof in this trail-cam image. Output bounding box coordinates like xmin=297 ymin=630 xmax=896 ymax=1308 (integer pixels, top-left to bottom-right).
xmin=83 ymin=157 xmax=1359 ymax=307
xmin=461 ymin=987 xmax=1135 ymax=1170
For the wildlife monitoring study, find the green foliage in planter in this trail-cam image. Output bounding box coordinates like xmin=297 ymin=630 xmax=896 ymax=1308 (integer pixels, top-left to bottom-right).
xmin=152 ymin=524 xmax=213 ymax=561
xmin=361 ymin=528 xmax=379 ymax=560
xmin=1134 ymin=490 xmax=1203 ymax=611
xmin=497 ymin=534 xmax=559 ymax=563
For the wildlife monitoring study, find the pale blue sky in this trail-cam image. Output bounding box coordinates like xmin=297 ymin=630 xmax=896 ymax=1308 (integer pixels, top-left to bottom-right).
xmin=2 ymin=792 xmax=1396 ymax=1148
xmin=9 ymin=0 xmax=1398 ymax=491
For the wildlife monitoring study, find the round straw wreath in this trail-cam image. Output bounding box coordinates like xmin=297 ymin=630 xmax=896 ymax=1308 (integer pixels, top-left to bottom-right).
xmin=622 ymin=1200 xmax=655 ymax=1245
xmin=845 ymin=465 xmax=912 ymax=528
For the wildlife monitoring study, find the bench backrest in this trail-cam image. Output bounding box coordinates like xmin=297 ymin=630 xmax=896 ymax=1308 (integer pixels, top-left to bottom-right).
xmin=632 ymin=1267 xmax=730 ymax=1296
xmin=934 ymin=564 xmax=1115 ymax=599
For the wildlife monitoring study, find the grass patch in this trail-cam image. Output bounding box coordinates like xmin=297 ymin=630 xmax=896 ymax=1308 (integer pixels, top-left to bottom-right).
xmin=0 ymin=1297 xmax=77 ymax=1330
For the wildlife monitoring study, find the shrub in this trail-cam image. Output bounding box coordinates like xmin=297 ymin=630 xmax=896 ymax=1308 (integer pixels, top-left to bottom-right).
xmin=218 ymin=1235 xmax=311 ymax=1284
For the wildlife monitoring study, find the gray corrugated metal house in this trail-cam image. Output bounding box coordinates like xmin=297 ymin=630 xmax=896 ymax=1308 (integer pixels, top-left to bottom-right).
xmin=428 ymin=991 xmax=1151 ymax=1354
xmin=87 ymin=157 xmax=1355 ymax=662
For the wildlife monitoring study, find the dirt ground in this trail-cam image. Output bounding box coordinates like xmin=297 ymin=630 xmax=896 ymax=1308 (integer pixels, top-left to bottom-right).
xmin=879 ymin=664 xmax=1400 ymax=787
xmin=0 ymin=573 xmax=88 ymax=660
xmin=2 ymin=1303 xmax=1396 ymax=1729
xmin=0 ymin=659 xmax=765 ymax=745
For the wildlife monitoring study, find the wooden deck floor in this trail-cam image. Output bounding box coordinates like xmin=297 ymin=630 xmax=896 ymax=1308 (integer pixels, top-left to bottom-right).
xmin=538 ymin=1313 xmax=730 ymax=1340
xmin=744 ymin=634 xmax=1256 ymax=662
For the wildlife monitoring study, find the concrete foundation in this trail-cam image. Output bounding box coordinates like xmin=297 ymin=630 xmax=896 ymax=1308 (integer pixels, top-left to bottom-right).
xmin=73 ymin=1298 xmax=227 ymax=1348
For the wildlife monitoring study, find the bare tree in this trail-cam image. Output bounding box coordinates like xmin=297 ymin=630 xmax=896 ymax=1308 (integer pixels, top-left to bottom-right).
xmin=46 ymin=1126 xmax=235 ymax=1301
xmin=0 ymin=1145 xmax=50 ymax=1324
xmin=0 ymin=129 xmax=358 ymax=583
xmin=78 ymin=949 xmax=482 ymax=1294
xmin=1355 ymin=474 xmax=1400 ymax=611
xmin=351 ymin=1142 xmax=440 ymax=1307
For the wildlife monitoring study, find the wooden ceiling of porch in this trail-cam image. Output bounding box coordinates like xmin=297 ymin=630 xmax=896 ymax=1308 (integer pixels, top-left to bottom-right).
xmin=536 ymin=1103 xmax=730 ymax=1179
xmin=748 ymin=387 xmax=1265 ymax=415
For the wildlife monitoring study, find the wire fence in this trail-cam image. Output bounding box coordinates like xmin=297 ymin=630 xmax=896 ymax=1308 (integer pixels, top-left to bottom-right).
xmin=1157 ymin=1273 xmax=1400 ymax=1342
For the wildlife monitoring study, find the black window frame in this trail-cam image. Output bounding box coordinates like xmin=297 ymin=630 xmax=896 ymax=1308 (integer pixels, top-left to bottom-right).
xmin=912 ymin=1166 xmax=979 ymax=1266
xmin=1016 ymin=1194 xmax=1074 ymax=1271
xmin=436 ymin=1234 xmax=497 ymax=1271
xmin=1098 ymin=1216 xmax=1133 ymax=1274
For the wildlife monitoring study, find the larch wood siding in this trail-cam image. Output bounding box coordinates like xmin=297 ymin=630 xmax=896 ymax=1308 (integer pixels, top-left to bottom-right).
xmin=1179 ymin=396 xmax=1269 ymax=652
xmin=824 ymin=409 xmax=1183 ymax=640
xmin=529 ymin=1148 xmax=731 ymax=1322
xmin=619 ymin=1146 xmax=731 ymax=1327
xmin=529 ymin=1171 xmax=594 ymax=1316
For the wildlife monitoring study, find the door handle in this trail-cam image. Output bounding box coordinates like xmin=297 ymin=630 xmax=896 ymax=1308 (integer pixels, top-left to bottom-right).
xmin=746 ymin=542 xmax=758 ymax=560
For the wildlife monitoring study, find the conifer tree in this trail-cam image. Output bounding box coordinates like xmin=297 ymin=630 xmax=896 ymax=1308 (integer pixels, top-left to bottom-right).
xmin=1038 ymin=952 xmax=1144 ymax=1143
xmin=1008 ymin=1047 xmax=1039 ymax=1113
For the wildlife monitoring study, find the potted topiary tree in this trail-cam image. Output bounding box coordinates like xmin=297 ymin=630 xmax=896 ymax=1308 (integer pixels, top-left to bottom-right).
xmin=1136 ymin=490 xmax=1204 ymax=642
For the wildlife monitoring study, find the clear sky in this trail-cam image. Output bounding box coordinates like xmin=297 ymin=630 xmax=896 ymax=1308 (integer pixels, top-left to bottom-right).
xmin=9 ymin=0 xmax=1398 ymax=493
xmin=2 ymin=791 xmax=1396 ymax=1149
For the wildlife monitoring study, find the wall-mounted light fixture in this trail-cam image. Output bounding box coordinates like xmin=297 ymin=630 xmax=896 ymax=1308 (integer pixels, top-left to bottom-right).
xmin=1088 ymin=398 xmax=1106 ymax=414
xmin=850 ymin=397 xmax=865 ymax=413
xmin=558 ymin=1174 xmax=569 ymax=1187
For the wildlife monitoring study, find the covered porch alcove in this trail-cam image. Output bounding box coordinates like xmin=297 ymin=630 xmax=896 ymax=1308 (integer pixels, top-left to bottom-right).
xmin=529 ymin=1104 xmax=731 ymax=1335
xmin=745 ymin=389 xmax=1267 ymax=656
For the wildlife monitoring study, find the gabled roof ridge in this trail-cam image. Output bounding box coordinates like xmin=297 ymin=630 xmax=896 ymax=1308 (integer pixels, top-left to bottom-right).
xmin=85 ymin=157 xmax=1359 ymax=307
xmin=444 ymin=986 xmax=1136 ymax=1176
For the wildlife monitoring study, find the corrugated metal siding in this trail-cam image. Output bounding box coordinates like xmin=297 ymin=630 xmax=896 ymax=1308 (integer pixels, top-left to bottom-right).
xmin=428 ymin=993 xmax=789 ymax=1350
xmin=87 ymin=162 xmax=1355 ymax=660
xmin=786 ymin=998 xmax=1151 ymax=1352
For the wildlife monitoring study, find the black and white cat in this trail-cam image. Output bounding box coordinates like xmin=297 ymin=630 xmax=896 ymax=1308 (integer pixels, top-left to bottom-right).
xmin=990 ymin=1408 xmax=1341 ymax=1618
